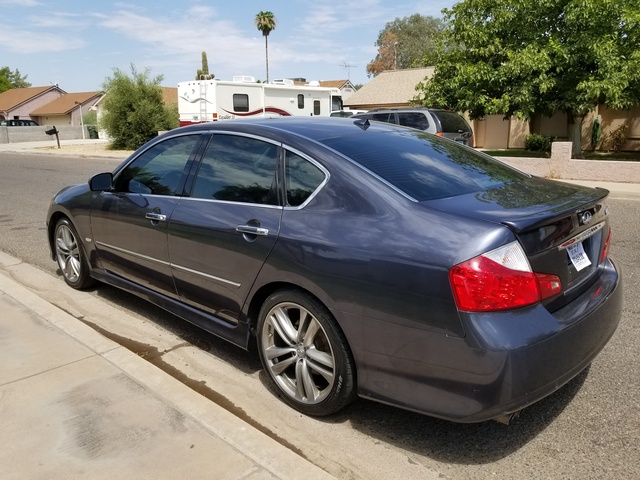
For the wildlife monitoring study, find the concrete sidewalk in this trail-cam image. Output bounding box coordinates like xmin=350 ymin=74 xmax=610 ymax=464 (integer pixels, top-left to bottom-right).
xmin=0 ymin=254 xmax=335 ymax=480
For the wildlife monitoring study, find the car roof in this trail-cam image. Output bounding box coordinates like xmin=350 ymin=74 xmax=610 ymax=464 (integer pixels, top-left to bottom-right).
xmin=173 ymin=117 xmax=403 ymax=142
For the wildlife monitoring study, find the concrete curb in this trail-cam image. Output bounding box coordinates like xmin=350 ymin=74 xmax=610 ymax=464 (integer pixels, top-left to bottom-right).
xmin=0 ymin=251 xmax=336 ymax=480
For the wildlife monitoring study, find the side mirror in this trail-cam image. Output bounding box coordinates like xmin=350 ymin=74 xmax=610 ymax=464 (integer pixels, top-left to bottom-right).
xmin=89 ymin=172 xmax=113 ymax=191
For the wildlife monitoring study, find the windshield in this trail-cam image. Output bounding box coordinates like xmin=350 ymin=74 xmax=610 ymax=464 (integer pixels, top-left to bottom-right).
xmin=322 ymin=130 xmax=527 ymax=201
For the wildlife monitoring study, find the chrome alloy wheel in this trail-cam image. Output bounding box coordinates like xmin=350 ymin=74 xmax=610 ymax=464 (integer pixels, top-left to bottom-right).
xmin=261 ymin=302 xmax=336 ymax=405
xmin=55 ymin=222 xmax=82 ymax=284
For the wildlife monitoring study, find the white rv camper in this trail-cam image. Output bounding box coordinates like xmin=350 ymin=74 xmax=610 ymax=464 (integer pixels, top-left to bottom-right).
xmin=178 ymin=77 xmax=343 ymax=126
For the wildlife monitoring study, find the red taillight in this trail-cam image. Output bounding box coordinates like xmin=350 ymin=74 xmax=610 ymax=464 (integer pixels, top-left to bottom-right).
xmin=600 ymin=227 xmax=612 ymax=263
xmin=449 ymin=242 xmax=562 ymax=312
xmin=436 ymin=132 xmax=444 ymax=137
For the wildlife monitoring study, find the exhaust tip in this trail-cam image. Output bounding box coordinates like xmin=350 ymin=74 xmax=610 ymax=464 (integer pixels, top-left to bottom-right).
xmin=493 ymin=409 xmax=523 ymax=425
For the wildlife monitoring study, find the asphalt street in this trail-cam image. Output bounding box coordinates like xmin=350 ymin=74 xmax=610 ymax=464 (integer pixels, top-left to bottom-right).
xmin=0 ymin=147 xmax=638 ymax=479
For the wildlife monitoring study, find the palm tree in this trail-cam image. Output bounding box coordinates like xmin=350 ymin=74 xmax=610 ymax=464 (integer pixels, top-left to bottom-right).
xmin=254 ymin=11 xmax=277 ymax=83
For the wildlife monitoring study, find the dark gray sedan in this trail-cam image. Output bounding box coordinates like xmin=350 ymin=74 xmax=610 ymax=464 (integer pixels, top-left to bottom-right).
xmin=46 ymin=118 xmax=622 ymax=423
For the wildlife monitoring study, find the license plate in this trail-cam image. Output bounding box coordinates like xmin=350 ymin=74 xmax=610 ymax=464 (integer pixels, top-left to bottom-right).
xmin=567 ymin=242 xmax=591 ymax=271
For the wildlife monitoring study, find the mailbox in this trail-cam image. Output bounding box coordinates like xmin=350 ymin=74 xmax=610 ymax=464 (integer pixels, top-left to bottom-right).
xmin=45 ymin=126 xmax=60 ymax=148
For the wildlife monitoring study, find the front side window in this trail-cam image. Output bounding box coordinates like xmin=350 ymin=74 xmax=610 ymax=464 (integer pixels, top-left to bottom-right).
xmin=191 ymin=135 xmax=279 ymax=205
xmin=285 ymin=151 xmax=325 ymax=207
xmin=114 ymin=135 xmax=200 ymax=196
xmin=233 ymin=94 xmax=249 ymax=112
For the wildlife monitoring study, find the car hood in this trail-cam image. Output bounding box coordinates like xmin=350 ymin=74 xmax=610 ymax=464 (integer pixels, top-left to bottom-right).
xmin=423 ymin=177 xmax=609 ymax=233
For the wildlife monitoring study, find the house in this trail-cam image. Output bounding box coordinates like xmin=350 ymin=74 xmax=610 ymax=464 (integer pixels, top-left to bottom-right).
xmin=292 ymin=79 xmax=358 ymax=102
xmin=30 ymin=91 xmax=103 ymax=127
xmin=318 ymin=80 xmax=357 ymax=101
xmin=475 ymin=107 xmax=640 ymax=152
xmin=344 ymin=67 xmax=640 ymax=152
xmin=160 ymin=86 xmax=178 ymax=106
xmin=343 ymin=68 xmax=434 ymax=110
xmin=0 ymin=85 xmax=66 ymax=122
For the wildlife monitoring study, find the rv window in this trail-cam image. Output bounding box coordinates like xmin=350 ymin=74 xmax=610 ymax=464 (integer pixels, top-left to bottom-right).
xmin=297 ymin=94 xmax=304 ymax=109
xmin=233 ymin=94 xmax=249 ymax=112
xmin=313 ymin=100 xmax=321 ymax=116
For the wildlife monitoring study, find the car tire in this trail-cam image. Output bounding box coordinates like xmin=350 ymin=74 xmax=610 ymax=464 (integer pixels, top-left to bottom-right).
xmin=54 ymin=218 xmax=95 ymax=290
xmin=257 ymin=289 xmax=356 ymax=416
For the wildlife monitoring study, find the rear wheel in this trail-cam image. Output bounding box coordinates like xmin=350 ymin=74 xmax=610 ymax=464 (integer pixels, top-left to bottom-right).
xmin=257 ymin=290 xmax=356 ymax=416
xmin=54 ymin=218 xmax=95 ymax=290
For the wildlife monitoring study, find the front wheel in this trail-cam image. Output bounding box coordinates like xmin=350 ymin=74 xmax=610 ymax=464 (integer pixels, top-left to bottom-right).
xmin=257 ymin=289 xmax=356 ymax=416
xmin=54 ymin=218 xmax=95 ymax=290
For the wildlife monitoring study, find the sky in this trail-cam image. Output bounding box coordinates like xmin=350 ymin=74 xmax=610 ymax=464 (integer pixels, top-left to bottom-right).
xmin=0 ymin=0 xmax=454 ymax=93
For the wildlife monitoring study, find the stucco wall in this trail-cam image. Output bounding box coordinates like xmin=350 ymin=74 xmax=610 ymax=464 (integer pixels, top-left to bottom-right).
xmin=0 ymin=125 xmax=88 ymax=143
xmin=496 ymin=142 xmax=640 ymax=183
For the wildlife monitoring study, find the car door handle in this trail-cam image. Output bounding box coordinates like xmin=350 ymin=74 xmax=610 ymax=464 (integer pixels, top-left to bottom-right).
xmin=236 ymin=225 xmax=269 ymax=236
xmin=145 ymin=212 xmax=167 ymax=222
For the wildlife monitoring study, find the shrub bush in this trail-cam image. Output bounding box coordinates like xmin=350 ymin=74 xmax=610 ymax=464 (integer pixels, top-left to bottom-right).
xmin=603 ymin=122 xmax=629 ymax=152
xmin=525 ymin=133 xmax=551 ymax=152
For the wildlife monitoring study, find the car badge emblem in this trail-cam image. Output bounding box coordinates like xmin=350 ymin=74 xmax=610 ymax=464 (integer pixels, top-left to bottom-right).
xmin=580 ymin=211 xmax=593 ymax=225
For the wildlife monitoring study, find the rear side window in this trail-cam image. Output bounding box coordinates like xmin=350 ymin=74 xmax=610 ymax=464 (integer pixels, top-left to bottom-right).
xmin=432 ymin=111 xmax=471 ymax=133
xmin=285 ymin=151 xmax=325 ymax=207
xmin=192 ymin=135 xmax=279 ymax=205
xmin=371 ymin=112 xmax=395 ymax=123
xmin=397 ymin=112 xmax=430 ymax=130
xmin=322 ymin=131 xmax=526 ymax=201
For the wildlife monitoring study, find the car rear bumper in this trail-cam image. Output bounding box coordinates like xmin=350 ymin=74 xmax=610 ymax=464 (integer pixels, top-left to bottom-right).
xmin=352 ymin=258 xmax=622 ymax=422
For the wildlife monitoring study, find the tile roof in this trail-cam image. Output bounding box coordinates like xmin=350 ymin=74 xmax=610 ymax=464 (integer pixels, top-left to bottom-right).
xmin=161 ymin=87 xmax=178 ymax=105
xmin=343 ymin=68 xmax=434 ymax=108
xmin=319 ymin=80 xmax=350 ymax=89
xmin=0 ymin=86 xmax=64 ymax=111
xmin=30 ymin=92 xmax=103 ymax=115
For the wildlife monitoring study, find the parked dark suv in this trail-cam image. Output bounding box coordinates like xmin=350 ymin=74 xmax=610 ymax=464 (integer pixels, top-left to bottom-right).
xmin=352 ymin=108 xmax=473 ymax=146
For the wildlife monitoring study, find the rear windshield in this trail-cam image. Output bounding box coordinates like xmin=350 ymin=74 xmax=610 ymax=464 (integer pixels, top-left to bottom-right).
xmin=431 ymin=111 xmax=471 ymax=133
xmin=322 ymin=130 xmax=527 ymax=201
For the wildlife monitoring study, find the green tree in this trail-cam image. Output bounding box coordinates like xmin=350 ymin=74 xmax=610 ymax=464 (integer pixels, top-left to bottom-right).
xmin=254 ymin=11 xmax=277 ymax=83
xmin=0 ymin=66 xmax=31 ymax=93
xmin=100 ymin=64 xmax=178 ymax=150
xmin=417 ymin=0 xmax=640 ymax=155
xmin=196 ymin=51 xmax=214 ymax=80
xmin=367 ymin=14 xmax=444 ymax=77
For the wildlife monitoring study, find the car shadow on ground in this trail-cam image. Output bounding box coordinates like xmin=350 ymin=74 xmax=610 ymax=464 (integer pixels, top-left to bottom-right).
xmin=74 ymin=273 xmax=589 ymax=464
xmin=324 ymin=366 xmax=590 ymax=464
xmin=91 ymin=282 xmax=263 ymax=375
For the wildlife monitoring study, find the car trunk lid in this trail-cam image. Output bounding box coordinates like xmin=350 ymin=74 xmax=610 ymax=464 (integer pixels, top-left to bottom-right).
xmin=425 ymin=177 xmax=612 ymax=311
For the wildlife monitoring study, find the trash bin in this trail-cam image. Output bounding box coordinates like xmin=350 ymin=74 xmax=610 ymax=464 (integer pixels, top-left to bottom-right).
xmin=87 ymin=125 xmax=99 ymax=139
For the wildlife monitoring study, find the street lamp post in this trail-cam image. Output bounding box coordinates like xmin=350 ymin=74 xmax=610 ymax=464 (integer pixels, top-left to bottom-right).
xmin=75 ymin=101 xmax=85 ymax=140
